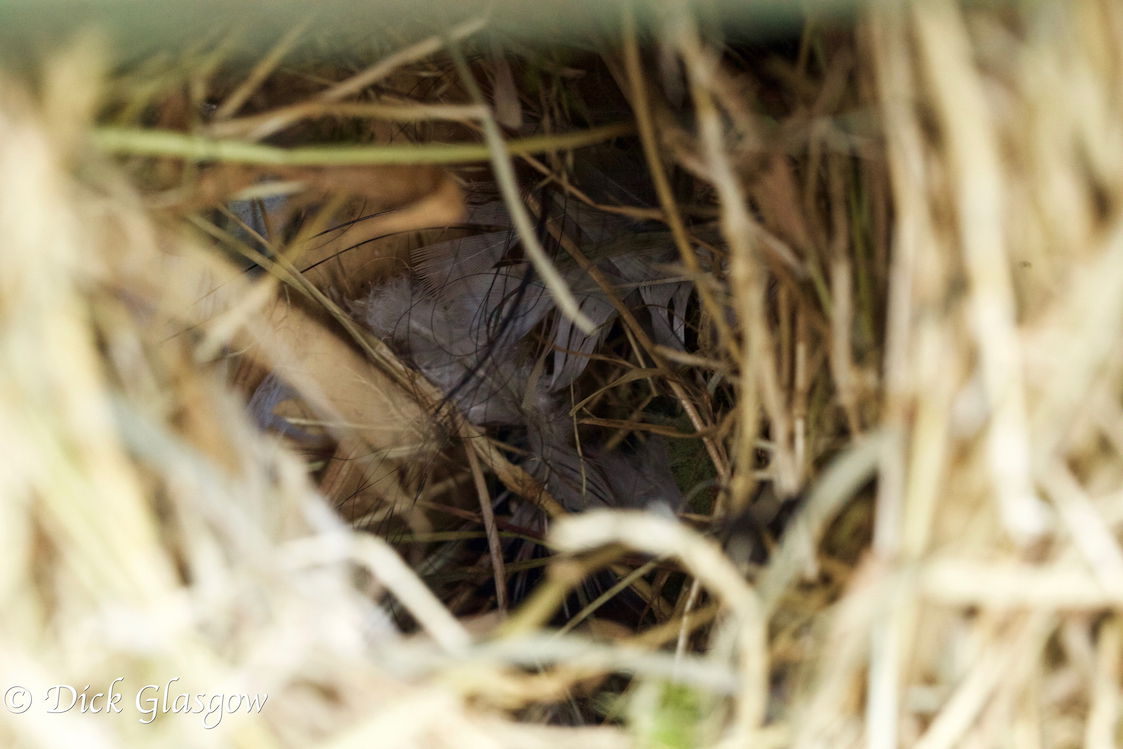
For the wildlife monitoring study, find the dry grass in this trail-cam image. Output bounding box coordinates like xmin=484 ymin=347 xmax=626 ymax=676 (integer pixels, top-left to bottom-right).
xmin=2 ymin=1 xmax=1122 ymax=747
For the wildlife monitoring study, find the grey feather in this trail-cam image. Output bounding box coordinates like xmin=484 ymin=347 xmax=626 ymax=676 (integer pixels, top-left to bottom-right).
xmin=595 ymin=437 xmax=684 ymax=512
xmin=247 ymin=373 xmax=324 ymax=445
xmin=243 ymin=186 xmax=707 ymax=520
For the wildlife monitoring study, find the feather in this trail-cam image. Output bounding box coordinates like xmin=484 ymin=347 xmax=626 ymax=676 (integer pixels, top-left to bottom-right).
xmin=594 ymin=437 xmax=685 ymax=511
xmin=411 ymin=230 xmax=511 ymax=295
xmin=326 ymin=194 xmax=708 ymax=518
xmin=246 ymin=373 xmax=324 ymax=445
xmin=240 ymin=172 xmax=712 ymax=525
xmin=546 ymin=288 xmax=617 ymax=391
xmin=523 ymin=408 xmax=616 ymax=512
xmin=358 ymin=251 xmax=549 ymax=427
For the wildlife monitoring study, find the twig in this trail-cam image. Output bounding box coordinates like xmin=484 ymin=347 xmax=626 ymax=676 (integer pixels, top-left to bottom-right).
xmin=466 ymin=440 xmax=509 ymax=613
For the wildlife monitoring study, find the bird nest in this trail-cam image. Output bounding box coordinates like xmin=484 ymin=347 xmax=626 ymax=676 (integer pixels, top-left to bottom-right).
xmin=2 ymin=1 xmax=1122 ymax=746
